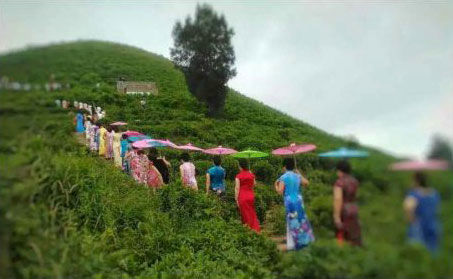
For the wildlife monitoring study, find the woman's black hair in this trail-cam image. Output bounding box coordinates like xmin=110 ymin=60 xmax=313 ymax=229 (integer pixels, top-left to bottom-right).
xmin=336 ymin=160 xmax=351 ymax=174
xmin=121 ymin=134 xmax=128 ymax=140
xmin=238 ymin=159 xmax=248 ymax=170
xmin=283 ymin=158 xmax=295 ymax=170
xmin=414 ymin=171 xmax=427 ymax=188
xmin=180 ymin=152 xmax=190 ymax=162
xmin=149 ymin=147 xmax=158 ymax=157
xmin=213 ymin=156 xmax=222 ymax=166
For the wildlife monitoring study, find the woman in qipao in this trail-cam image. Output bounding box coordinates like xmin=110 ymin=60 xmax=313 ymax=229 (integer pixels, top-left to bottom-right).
xmin=275 ymin=158 xmax=315 ymax=250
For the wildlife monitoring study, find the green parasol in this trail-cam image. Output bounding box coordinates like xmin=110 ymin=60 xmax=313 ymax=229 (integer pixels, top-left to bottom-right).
xmin=231 ymin=149 xmax=269 ymax=159
xmin=231 ymin=149 xmax=269 ymax=169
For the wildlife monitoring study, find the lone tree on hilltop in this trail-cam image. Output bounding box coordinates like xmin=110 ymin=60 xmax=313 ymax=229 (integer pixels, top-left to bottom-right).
xmin=428 ymin=135 xmax=453 ymax=165
xmin=171 ymin=4 xmax=236 ymax=117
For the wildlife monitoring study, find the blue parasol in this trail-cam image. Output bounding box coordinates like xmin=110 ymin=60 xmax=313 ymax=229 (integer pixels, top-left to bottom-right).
xmin=319 ymin=147 xmax=369 ymax=158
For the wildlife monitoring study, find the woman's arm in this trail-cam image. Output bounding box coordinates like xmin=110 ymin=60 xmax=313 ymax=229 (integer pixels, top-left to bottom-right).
xmin=161 ymin=157 xmax=171 ymax=167
xmin=301 ymin=176 xmax=309 ymax=187
xmin=235 ymin=178 xmax=240 ymax=206
xmin=180 ymin=165 xmax=184 ymax=184
xmin=206 ymin=173 xmax=211 ymax=193
xmin=275 ymin=181 xmax=285 ymax=195
xmin=153 ymin=165 xmax=164 ymax=185
xmin=149 ymin=163 xmax=163 ymax=185
xmin=295 ymin=169 xmax=309 ymax=186
xmin=403 ymin=196 xmax=417 ymax=222
xmin=333 ymin=186 xmax=343 ymax=229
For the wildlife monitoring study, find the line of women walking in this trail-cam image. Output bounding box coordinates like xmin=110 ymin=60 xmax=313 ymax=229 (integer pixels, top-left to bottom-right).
xmin=68 ymin=100 xmax=440 ymax=253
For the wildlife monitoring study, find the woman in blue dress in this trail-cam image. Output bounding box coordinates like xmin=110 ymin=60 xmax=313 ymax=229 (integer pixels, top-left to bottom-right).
xmin=120 ymin=134 xmax=130 ymax=173
xmin=206 ymin=156 xmax=226 ymax=197
xmin=404 ymin=171 xmax=440 ymax=253
xmin=275 ymin=158 xmax=315 ymax=251
xmin=75 ymin=111 xmax=85 ymax=133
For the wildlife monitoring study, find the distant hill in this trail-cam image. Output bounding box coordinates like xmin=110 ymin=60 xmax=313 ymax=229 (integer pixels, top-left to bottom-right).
xmin=0 ymin=40 xmax=391 ymax=159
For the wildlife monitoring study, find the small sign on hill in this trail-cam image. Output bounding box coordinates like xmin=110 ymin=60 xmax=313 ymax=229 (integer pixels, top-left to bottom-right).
xmin=117 ymin=80 xmax=158 ymax=95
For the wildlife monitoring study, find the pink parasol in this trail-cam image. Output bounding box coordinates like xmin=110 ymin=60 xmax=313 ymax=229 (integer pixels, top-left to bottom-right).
xmin=176 ymin=143 xmax=204 ymax=152
xmin=124 ymin=130 xmax=143 ymax=136
xmin=272 ymin=143 xmax=317 ymax=156
xmin=132 ymin=139 xmax=150 ymax=149
xmin=204 ymin=146 xmax=238 ymax=155
xmin=390 ymin=160 xmax=449 ymax=171
xmin=111 ymin=121 xmax=128 ymax=126
xmin=272 ymin=143 xmax=316 ymax=168
xmin=147 ymin=139 xmax=178 ymax=148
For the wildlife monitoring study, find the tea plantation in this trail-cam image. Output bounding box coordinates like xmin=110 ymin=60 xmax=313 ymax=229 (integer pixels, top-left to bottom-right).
xmin=0 ymin=41 xmax=452 ymax=278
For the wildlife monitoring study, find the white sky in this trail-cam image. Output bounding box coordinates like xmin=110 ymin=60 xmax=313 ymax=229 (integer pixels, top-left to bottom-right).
xmin=1 ymin=0 xmax=452 ymax=159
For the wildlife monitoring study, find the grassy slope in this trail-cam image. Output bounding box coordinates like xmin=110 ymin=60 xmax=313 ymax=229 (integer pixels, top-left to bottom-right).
xmin=1 ymin=41 xmax=452 ymax=278
xmin=0 ymin=41 xmax=383 ymax=151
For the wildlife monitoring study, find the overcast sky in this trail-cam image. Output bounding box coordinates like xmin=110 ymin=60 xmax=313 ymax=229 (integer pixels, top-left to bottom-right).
xmin=1 ymin=0 xmax=452 ymax=158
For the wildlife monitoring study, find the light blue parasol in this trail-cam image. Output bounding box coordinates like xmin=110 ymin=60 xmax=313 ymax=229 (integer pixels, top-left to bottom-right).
xmin=318 ymin=147 xmax=369 ymax=158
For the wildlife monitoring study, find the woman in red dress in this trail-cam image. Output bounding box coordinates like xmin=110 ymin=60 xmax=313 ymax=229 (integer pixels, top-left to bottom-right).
xmin=235 ymin=159 xmax=260 ymax=232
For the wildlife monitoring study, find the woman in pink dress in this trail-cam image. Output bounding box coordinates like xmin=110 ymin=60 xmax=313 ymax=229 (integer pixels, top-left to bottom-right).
xmin=179 ymin=153 xmax=197 ymax=190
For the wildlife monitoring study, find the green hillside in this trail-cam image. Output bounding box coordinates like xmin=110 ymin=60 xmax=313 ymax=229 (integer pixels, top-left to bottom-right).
xmin=1 ymin=41 xmax=452 ymax=278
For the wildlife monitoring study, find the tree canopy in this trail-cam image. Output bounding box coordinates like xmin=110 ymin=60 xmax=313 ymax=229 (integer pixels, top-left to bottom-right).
xmin=428 ymin=135 xmax=453 ymax=164
xmin=170 ymin=4 xmax=236 ymax=116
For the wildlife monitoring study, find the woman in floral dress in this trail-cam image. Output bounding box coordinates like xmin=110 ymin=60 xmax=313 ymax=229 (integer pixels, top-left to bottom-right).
xmin=146 ymin=157 xmax=164 ymax=189
xmin=275 ymin=158 xmax=315 ymax=250
xmin=90 ymin=124 xmax=99 ymax=152
xmin=105 ymin=127 xmax=114 ymax=159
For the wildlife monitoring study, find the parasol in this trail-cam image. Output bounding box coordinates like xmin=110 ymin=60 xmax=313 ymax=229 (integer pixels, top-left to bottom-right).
xmin=204 ymin=146 xmax=238 ymax=155
xmin=132 ymin=139 xmax=171 ymax=149
xmin=146 ymin=139 xmax=178 ymax=148
xmin=127 ymin=135 xmax=152 ymax=143
xmin=132 ymin=140 xmax=153 ymax=149
xmin=231 ymin=149 xmax=269 ymax=169
xmin=231 ymin=149 xmax=269 ymax=159
xmin=390 ymin=160 xmax=449 ymax=171
xmin=272 ymin=143 xmax=316 ymax=156
xmin=319 ymin=147 xmax=369 ymax=158
xmin=272 ymin=143 xmax=317 ymax=167
xmin=176 ymin=143 xmax=204 ymax=152
xmin=111 ymin=121 xmax=128 ymax=126
xmin=124 ymin=130 xmax=143 ymax=136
